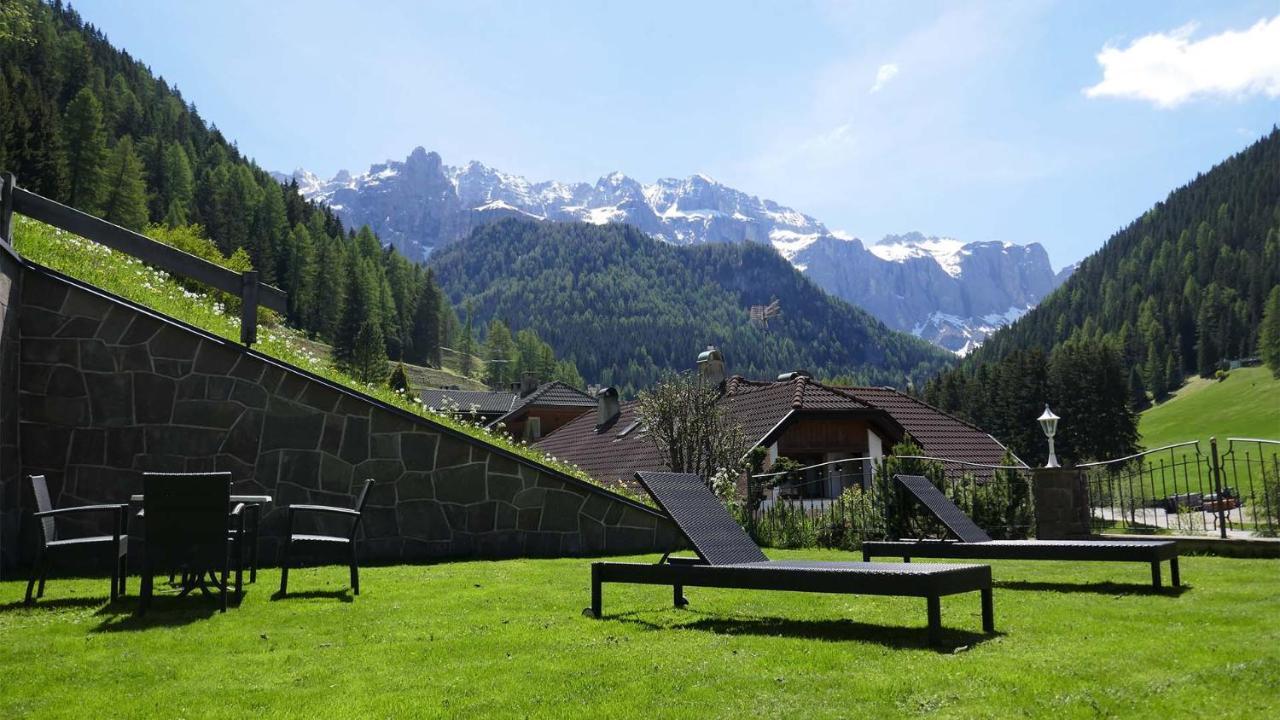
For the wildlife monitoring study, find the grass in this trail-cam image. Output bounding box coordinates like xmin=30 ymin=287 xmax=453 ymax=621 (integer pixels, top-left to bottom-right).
xmin=9 ymin=217 xmax=643 ymax=501
xmin=2 ymin=551 xmax=1277 ymax=718
xmin=1140 ymin=366 xmax=1280 ymax=451
xmin=290 ymin=335 xmax=491 ymax=392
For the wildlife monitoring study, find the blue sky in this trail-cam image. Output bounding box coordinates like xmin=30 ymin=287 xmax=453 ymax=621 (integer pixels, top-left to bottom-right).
xmin=73 ymin=0 xmax=1280 ymax=269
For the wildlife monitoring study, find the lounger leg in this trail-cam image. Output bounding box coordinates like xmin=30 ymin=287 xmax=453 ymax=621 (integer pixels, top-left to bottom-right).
xmin=1170 ymin=558 xmax=1180 ymax=588
xmin=903 ymin=556 xmax=911 ymax=563
xmin=927 ymin=596 xmax=941 ymax=646
xmin=1151 ymin=561 xmax=1162 ymax=589
xmin=37 ymin=560 xmax=48 ymax=598
xmin=673 ymin=583 xmax=687 ymax=608
xmin=118 ymin=552 xmax=128 ymax=597
xmin=862 ymin=550 xmax=870 ymax=562
xmin=981 ymin=589 xmax=995 ymax=633
xmin=587 ymin=564 xmax=602 ymax=619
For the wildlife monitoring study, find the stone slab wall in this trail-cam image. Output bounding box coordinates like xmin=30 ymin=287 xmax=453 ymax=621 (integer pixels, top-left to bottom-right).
xmin=0 ymin=247 xmax=20 ymax=572
xmin=2 ymin=264 xmax=679 ymax=571
xmin=1032 ymin=467 xmax=1091 ymax=539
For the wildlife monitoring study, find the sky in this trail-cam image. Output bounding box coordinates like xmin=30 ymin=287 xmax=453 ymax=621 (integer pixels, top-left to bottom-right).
xmin=71 ymin=0 xmax=1280 ymax=269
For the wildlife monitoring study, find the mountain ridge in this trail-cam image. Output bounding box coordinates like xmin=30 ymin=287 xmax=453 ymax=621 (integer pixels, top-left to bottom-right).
xmin=275 ymin=148 xmax=1072 ymax=353
xmin=427 ymin=218 xmax=954 ymax=392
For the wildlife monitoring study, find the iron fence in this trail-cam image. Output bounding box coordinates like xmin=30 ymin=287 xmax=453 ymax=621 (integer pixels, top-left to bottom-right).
xmin=738 ymin=455 xmax=1034 ymax=550
xmin=1080 ymin=438 xmax=1279 ymax=538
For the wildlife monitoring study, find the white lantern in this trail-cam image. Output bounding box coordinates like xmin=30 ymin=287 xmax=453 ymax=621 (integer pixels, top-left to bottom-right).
xmin=1037 ymin=405 xmax=1060 ymax=468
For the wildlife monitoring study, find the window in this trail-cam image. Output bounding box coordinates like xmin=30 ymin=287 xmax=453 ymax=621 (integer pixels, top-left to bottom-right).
xmin=524 ymin=416 xmax=542 ymax=441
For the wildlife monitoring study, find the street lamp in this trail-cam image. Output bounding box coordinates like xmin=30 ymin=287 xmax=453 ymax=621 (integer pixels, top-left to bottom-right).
xmin=1038 ymin=405 xmax=1060 ymax=468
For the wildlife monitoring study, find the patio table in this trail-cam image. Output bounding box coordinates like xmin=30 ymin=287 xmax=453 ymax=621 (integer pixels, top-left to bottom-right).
xmin=130 ymin=494 xmax=272 ymax=585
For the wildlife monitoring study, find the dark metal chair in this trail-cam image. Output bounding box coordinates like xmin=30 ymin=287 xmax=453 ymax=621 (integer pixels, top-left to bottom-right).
xmin=139 ymin=472 xmax=243 ymax=614
xmin=588 ymin=472 xmax=995 ymax=646
xmin=278 ymin=479 xmax=374 ymax=598
xmin=861 ymin=474 xmax=1182 ymax=588
xmin=25 ymin=474 xmax=128 ymax=604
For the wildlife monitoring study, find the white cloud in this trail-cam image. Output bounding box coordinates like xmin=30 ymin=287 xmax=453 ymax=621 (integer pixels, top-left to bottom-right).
xmin=870 ymin=63 xmax=899 ymax=93
xmin=1084 ymin=15 xmax=1280 ymax=107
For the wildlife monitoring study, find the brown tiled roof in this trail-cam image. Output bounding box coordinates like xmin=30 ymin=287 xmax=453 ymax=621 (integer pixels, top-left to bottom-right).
xmin=492 ymin=381 xmax=596 ymax=427
xmin=721 ymin=375 xmax=880 ymax=445
xmin=840 ymin=386 xmax=1019 ymax=467
xmin=420 ymin=388 xmax=517 ymax=416
xmin=534 ymin=400 xmax=668 ymax=490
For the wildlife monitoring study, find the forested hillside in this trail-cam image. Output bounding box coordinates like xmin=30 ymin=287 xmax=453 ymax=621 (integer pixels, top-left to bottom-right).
xmin=430 ymin=219 xmax=953 ymax=392
xmin=0 ymin=0 xmax=582 ymax=386
xmin=924 ymin=129 xmax=1280 ymax=462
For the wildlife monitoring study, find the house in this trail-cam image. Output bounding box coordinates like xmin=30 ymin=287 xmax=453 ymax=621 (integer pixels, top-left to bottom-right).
xmin=421 ymin=374 xmax=595 ymax=440
xmin=489 ymin=380 xmax=597 ymax=440
xmin=535 ymin=348 xmax=1016 ymax=497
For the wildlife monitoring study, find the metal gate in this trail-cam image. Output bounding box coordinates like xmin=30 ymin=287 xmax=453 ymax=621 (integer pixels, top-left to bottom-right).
xmin=1080 ymin=438 xmax=1280 ymax=538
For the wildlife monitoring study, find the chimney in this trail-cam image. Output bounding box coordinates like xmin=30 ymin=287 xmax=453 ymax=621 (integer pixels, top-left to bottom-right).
xmin=776 ymin=370 xmax=811 ymax=382
xmin=595 ymin=386 xmax=620 ymax=429
xmin=520 ymin=372 xmax=539 ymax=397
xmin=696 ymin=345 xmax=726 ymax=387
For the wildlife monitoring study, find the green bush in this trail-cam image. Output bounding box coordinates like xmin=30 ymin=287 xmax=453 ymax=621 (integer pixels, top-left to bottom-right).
xmin=814 ymin=487 xmax=885 ymax=550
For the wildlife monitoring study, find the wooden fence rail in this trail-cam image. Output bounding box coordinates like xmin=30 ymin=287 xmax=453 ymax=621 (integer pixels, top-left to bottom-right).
xmin=0 ymin=172 xmax=286 ymax=346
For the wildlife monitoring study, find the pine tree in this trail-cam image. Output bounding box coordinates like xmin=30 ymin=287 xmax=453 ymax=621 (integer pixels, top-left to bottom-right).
xmin=1259 ymin=285 xmax=1280 ymax=377
xmin=408 ymin=270 xmax=441 ymax=366
xmin=248 ymin=179 xmax=287 ymax=284
xmin=459 ymin=300 xmax=475 ymax=377
xmin=484 ymin=318 xmax=515 ymax=388
xmin=388 ymin=361 xmax=410 ymax=394
xmin=99 ymin=136 xmax=148 ymax=230
xmin=332 ymin=260 xmax=373 ymax=364
xmin=1164 ymin=355 xmax=1181 ymax=395
xmin=1127 ymin=365 xmax=1147 ymax=410
xmin=351 ymin=320 xmax=387 ymax=384
xmin=62 ymin=86 xmax=108 ymax=212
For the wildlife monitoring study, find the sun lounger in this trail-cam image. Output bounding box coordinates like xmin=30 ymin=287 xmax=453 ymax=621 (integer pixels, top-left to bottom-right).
xmin=585 ymin=472 xmax=995 ymax=645
xmin=861 ymin=475 xmax=1181 ymax=588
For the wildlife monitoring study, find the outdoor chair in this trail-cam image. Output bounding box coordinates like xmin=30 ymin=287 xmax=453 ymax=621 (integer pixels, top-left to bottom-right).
xmin=587 ymin=472 xmax=995 ymax=646
xmin=861 ymin=474 xmax=1182 ymax=588
xmin=24 ymin=474 xmax=129 ymax=604
xmin=278 ymin=479 xmax=374 ymax=598
xmin=139 ymin=472 xmax=243 ymax=614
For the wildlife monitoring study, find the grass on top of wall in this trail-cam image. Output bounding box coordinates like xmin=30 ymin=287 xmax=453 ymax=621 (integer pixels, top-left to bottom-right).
xmin=11 ymin=217 xmax=645 ymax=503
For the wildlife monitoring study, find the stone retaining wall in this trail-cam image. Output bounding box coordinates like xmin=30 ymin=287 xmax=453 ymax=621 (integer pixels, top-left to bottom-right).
xmin=0 ymin=247 xmax=20 ymax=570
xmin=2 ymin=262 xmax=679 ymax=572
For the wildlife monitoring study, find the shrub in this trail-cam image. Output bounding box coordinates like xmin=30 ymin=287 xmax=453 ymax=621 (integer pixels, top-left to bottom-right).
xmin=814 ymin=486 xmax=885 ymax=550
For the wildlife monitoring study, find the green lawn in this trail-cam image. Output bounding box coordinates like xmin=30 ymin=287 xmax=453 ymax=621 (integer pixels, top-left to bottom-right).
xmin=3 ymin=552 xmax=1278 ymax=718
xmin=1139 ymin=366 xmax=1280 ymax=451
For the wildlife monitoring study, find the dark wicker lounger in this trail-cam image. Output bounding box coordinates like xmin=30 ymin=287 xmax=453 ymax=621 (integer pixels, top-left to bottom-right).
xmin=862 ymin=475 xmax=1181 ymax=588
xmin=586 ymin=472 xmax=995 ymax=645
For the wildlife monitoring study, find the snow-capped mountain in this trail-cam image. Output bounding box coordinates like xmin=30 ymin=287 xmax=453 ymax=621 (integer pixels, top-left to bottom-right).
xmin=276 ymin=147 xmax=1070 ymax=353
xmin=791 ymin=232 xmax=1065 ymax=355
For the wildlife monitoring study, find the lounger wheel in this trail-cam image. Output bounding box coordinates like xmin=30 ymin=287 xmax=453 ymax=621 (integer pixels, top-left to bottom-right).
xmin=582 ymin=607 xmax=600 ymax=619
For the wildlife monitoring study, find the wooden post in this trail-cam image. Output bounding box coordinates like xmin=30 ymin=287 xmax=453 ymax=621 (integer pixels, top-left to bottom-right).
xmin=240 ymin=270 xmax=259 ymax=346
xmin=1 ymin=172 xmax=15 ymax=246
